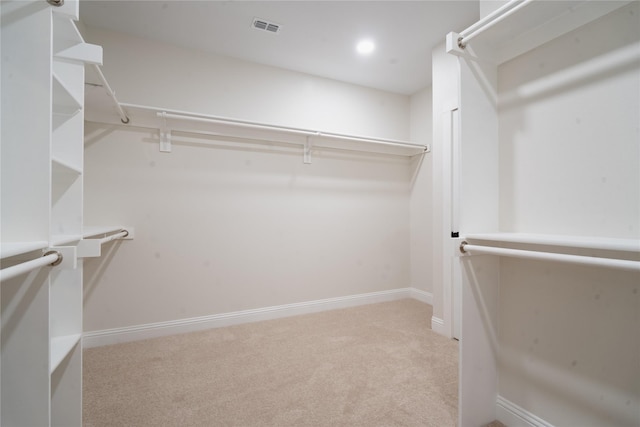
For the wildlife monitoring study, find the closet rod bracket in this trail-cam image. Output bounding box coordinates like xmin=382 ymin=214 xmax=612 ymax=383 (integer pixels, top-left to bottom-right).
xmin=43 ymin=250 xmax=63 ymax=266
xmin=46 ymin=246 xmax=77 ymax=270
xmin=159 ymin=112 xmax=172 ymax=153
xmin=446 ymin=32 xmax=466 ymax=57
xmin=304 ymin=134 xmax=317 ymax=164
xmin=77 ymin=228 xmax=133 ymax=258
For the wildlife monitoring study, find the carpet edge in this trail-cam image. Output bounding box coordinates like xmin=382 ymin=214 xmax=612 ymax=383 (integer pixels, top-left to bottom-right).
xmin=83 ymin=287 xmax=433 ymax=348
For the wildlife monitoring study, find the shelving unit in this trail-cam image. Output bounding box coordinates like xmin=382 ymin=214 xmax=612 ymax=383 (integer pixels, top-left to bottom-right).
xmin=443 ymin=1 xmax=640 ymax=426
xmin=0 ymin=1 xmax=107 ymax=425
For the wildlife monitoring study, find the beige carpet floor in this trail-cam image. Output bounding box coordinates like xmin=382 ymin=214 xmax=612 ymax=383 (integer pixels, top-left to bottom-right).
xmin=83 ymin=299 xmax=459 ymax=427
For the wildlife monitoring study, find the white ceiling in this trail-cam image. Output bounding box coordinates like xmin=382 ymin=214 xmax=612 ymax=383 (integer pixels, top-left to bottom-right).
xmin=80 ymin=1 xmax=480 ymax=95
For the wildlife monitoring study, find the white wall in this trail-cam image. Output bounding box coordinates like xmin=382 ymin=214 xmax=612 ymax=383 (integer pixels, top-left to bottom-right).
xmin=479 ymin=1 xmax=508 ymax=19
xmin=498 ymin=4 xmax=640 ymax=238
xmin=82 ymin=28 xmax=424 ymax=333
xmin=496 ymin=4 xmax=639 ymax=426
xmin=84 ymin=27 xmax=410 ymax=141
xmin=409 ymin=86 xmax=433 ymax=294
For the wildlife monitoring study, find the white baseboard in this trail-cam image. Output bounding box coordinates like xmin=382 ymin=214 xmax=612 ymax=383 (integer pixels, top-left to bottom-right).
xmin=431 ymin=316 xmax=446 ymax=335
xmin=496 ymin=395 xmax=555 ymax=427
xmin=84 ymin=287 xmax=433 ymax=348
xmin=409 ymin=287 xmax=433 ymax=305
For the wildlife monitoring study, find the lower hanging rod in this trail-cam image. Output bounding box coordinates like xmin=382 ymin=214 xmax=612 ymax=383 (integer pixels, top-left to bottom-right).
xmin=0 ymin=251 xmax=62 ymax=282
xmin=459 ymin=241 xmax=640 ymax=272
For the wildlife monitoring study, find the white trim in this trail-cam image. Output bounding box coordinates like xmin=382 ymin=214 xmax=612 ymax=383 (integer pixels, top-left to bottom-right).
xmin=84 ymin=287 xmax=432 ymax=348
xmin=409 ymin=288 xmax=433 ymax=305
xmin=431 ymin=316 xmax=447 ymax=336
xmin=496 ymin=395 xmax=555 ymax=427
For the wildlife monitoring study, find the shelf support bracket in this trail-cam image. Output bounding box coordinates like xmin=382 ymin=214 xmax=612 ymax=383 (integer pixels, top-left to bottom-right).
xmin=446 ymin=32 xmax=466 ymax=57
xmin=304 ymin=134 xmax=316 ymax=164
xmin=159 ymin=111 xmax=172 ymax=153
xmin=77 ymin=228 xmax=133 ymax=258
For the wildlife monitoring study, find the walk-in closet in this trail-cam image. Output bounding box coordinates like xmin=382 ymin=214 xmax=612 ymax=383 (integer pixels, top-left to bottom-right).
xmin=1 ymin=1 xmax=638 ymax=426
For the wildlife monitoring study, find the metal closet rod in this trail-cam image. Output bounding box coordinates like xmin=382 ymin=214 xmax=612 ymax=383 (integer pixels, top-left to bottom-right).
xmin=157 ymin=111 xmax=426 ymax=151
xmin=0 ymin=251 xmax=62 ymax=282
xmin=97 ymin=230 xmax=129 ymax=245
xmin=458 ymin=0 xmax=535 ymax=48
xmin=91 ymin=64 xmax=130 ymax=124
xmin=459 ymin=241 xmax=640 ymax=272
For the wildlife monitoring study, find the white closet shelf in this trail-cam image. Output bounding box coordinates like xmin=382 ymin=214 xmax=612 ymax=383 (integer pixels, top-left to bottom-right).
xmin=52 ymin=156 xmax=83 ymax=175
xmin=450 ymin=0 xmax=633 ymax=64
xmin=55 ymin=43 xmax=103 ymax=65
xmin=464 ymin=233 xmax=640 ymax=253
xmin=52 ymin=12 xmax=83 ymax=55
xmin=1 ymin=241 xmax=50 ymax=260
xmin=53 ymin=71 xmax=82 ymax=116
xmin=84 ymin=102 xmax=429 ymax=159
xmin=50 ymin=334 xmax=81 ymax=373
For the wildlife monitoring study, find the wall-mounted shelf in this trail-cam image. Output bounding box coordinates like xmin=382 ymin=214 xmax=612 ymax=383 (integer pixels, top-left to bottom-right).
xmin=448 ymin=0 xmax=633 ymax=65
xmin=84 ymin=101 xmax=429 ymax=162
xmin=155 ymin=105 xmax=426 ymax=161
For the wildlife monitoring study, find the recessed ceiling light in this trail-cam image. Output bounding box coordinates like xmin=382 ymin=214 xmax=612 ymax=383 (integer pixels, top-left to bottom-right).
xmin=356 ymin=39 xmax=375 ymax=55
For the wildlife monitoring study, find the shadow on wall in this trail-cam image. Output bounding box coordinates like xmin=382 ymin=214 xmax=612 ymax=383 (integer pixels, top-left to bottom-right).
xmin=83 ymin=241 xmax=123 ymax=306
xmin=498 ymin=259 xmax=640 ymax=426
xmin=82 ymin=119 xmax=413 ymax=332
xmin=497 ymin=3 xmax=640 ymax=237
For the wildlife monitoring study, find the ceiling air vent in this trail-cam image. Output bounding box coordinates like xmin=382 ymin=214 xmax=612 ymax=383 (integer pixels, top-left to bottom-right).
xmin=252 ymin=18 xmax=281 ymax=34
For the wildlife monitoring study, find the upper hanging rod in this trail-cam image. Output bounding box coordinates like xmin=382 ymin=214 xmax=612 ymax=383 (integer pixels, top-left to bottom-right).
xmin=459 ymin=241 xmax=640 ymax=272
xmin=91 ymin=64 xmax=130 ymax=124
xmin=458 ymin=0 xmax=535 ymax=48
xmin=0 ymin=251 xmax=62 ymax=282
